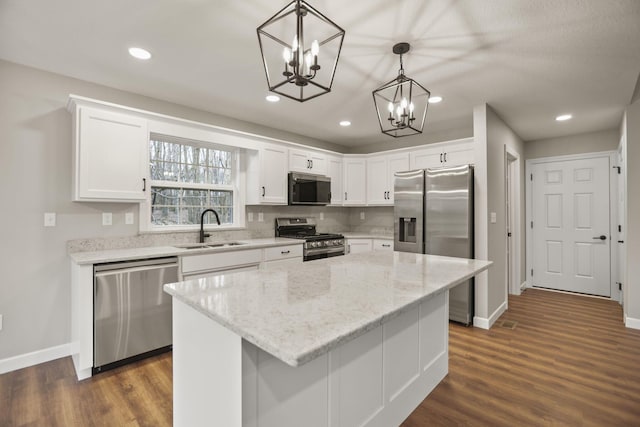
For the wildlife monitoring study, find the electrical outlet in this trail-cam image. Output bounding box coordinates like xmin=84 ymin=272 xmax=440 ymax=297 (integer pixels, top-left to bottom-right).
xmin=125 ymin=212 xmax=134 ymax=225
xmin=360 ymin=211 xmax=365 ymax=220
xmin=248 ymin=212 xmax=254 ymax=222
xmin=490 ymin=212 xmax=497 ymax=223
xmin=258 ymin=212 xmax=264 ymax=222
xmin=102 ymin=212 xmax=113 ymax=226
xmin=319 ymin=212 xmax=324 ymax=220
xmin=44 ymin=212 xmax=56 ymax=227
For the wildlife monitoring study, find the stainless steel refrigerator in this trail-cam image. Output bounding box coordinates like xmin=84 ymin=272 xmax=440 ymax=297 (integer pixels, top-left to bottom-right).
xmin=394 ymin=165 xmax=475 ymax=325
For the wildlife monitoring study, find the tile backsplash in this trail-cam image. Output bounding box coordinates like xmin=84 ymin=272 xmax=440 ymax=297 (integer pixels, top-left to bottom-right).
xmin=67 ymin=205 xmax=393 ymax=253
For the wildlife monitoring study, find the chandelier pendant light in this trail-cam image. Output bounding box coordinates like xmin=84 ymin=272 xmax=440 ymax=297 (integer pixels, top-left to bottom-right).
xmin=372 ymin=43 xmax=431 ymax=137
xmin=257 ymin=0 xmax=345 ymax=102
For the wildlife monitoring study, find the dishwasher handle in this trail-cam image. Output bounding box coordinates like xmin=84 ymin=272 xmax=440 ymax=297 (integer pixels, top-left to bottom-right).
xmin=94 ymin=262 xmax=178 ymax=278
xmin=94 ymin=257 xmax=178 ymax=274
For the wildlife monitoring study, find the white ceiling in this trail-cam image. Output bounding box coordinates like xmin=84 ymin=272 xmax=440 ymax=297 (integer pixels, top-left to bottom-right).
xmin=1 ymin=0 xmax=639 ymax=149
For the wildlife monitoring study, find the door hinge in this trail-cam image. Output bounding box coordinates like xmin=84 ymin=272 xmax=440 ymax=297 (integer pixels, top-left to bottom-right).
xmin=531 ymin=269 xmax=534 ymax=277
xmin=507 ymin=232 xmax=512 ymax=237
xmin=613 ymin=166 xmax=621 ymax=174
xmin=530 ymin=173 xmax=533 ymax=181
xmin=530 ymin=221 xmax=533 ymax=229
xmin=617 ymin=282 xmax=622 ymax=291
xmin=619 ymin=225 xmax=622 ymax=233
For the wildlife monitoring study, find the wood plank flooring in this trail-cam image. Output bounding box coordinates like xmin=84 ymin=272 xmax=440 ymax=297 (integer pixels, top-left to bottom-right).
xmin=2 ymin=288 xmax=639 ymax=426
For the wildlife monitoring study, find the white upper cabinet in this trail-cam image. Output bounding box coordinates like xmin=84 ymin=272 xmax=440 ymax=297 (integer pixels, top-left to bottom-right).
xmin=69 ymin=103 xmax=148 ymax=202
xmin=343 ymin=157 xmax=367 ymax=206
xmin=289 ymin=148 xmax=327 ymax=175
xmin=326 ymin=155 xmax=343 ymax=206
xmin=410 ymin=139 xmax=474 ymax=170
xmin=246 ymin=144 xmax=288 ymax=205
xmin=366 ymin=152 xmax=410 ymax=205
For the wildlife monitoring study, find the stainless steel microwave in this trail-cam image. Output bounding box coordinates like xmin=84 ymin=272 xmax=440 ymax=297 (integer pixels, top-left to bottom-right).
xmin=288 ymin=172 xmax=331 ymax=205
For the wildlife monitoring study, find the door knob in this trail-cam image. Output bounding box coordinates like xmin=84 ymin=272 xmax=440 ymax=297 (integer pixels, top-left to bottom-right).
xmin=592 ymin=235 xmax=606 ymax=240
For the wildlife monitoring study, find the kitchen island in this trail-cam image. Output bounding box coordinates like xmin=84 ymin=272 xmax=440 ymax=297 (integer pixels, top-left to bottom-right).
xmin=164 ymin=251 xmax=491 ymax=427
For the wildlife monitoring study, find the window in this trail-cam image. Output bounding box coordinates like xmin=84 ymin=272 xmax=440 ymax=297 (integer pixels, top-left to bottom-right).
xmin=146 ymin=134 xmax=240 ymax=229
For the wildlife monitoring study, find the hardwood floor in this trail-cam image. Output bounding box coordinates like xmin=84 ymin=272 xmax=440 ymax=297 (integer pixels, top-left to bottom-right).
xmin=2 ymin=288 xmax=639 ymax=426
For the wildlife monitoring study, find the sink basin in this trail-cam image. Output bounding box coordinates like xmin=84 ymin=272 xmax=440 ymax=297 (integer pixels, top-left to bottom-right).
xmin=175 ymin=242 xmax=246 ymax=250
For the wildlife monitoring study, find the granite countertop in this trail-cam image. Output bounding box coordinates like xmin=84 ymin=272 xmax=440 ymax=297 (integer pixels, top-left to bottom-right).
xmin=69 ymin=237 xmax=302 ymax=265
xmin=164 ymin=251 xmax=492 ymax=367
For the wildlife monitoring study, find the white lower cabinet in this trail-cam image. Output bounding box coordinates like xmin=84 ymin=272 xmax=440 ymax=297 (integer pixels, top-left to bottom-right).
xmin=261 ymin=244 xmax=303 ymax=268
xmin=373 ymin=239 xmax=393 ymax=251
xmin=347 ymin=238 xmax=373 ymax=254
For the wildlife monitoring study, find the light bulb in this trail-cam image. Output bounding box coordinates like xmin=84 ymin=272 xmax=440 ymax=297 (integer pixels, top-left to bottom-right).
xmin=409 ymin=102 xmax=415 ymax=112
xmin=305 ymin=52 xmax=312 ymax=74
xmin=283 ymin=48 xmax=291 ymax=63
xmin=396 ymin=106 xmax=403 ymax=117
xmin=311 ymin=40 xmax=319 ymax=56
xmin=387 ymin=102 xmax=394 ymax=113
xmin=292 ymin=35 xmax=298 ymax=52
xmin=400 ymin=98 xmax=408 ymax=109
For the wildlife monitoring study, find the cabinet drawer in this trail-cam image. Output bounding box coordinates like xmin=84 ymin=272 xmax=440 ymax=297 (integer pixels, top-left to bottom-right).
xmin=181 ymin=249 xmax=262 ymax=274
xmin=373 ymin=239 xmax=393 ymax=251
xmin=263 ymin=244 xmax=303 ymax=262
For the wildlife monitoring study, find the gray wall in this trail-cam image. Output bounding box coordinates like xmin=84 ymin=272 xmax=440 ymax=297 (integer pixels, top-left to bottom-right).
xmin=524 ymin=129 xmax=619 ymax=159
xmin=624 ymin=100 xmax=640 ymax=321
xmin=0 ymin=59 xmax=346 ymax=361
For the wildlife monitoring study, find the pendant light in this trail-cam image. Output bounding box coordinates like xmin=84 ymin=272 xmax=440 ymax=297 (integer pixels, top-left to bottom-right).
xmin=257 ymin=0 xmax=345 ymax=102
xmin=372 ymin=43 xmax=431 ymax=137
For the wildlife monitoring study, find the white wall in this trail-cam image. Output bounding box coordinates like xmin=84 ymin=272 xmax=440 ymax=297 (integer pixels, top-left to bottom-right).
xmin=624 ymin=100 xmax=640 ymax=326
xmin=524 ymin=129 xmax=619 ymax=160
xmin=473 ymin=104 xmax=525 ymax=327
xmin=0 ymin=59 xmax=346 ymax=362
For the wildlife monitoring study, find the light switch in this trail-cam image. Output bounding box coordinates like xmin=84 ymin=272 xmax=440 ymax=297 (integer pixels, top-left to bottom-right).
xmin=102 ymin=212 xmax=113 ymax=226
xmin=248 ymin=212 xmax=254 ymax=222
xmin=319 ymin=212 xmax=324 ymax=220
xmin=360 ymin=211 xmax=365 ymax=220
xmin=490 ymin=212 xmax=497 ymax=223
xmin=125 ymin=212 xmax=134 ymax=225
xmin=44 ymin=212 xmax=56 ymax=227
xmin=258 ymin=212 xmax=264 ymax=222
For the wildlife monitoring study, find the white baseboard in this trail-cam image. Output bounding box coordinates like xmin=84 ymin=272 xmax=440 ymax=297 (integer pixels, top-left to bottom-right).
xmin=0 ymin=343 xmax=71 ymax=375
xmin=625 ymin=315 xmax=640 ymax=330
xmin=520 ymin=281 xmax=527 ymax=291
xmin=473 ymin=300 xmax=508 ymax=330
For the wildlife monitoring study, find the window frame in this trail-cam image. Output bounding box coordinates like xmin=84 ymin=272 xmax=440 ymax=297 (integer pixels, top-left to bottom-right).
xmin=139 ymin=133 xmax=246 ymax=233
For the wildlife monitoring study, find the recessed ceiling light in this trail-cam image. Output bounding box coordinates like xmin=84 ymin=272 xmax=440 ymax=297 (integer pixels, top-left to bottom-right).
xmin=339 ymin=120 xmax=351 ymax=127
xmin=556 ymin=114 xmax=572 ymax=121
xmin=428 ymin=96 xmax=443 ymax=104
xmin=265 ymin=94 xmax=280 ymax=102
xmin=128 ymin=47 xmax=151 ymax=60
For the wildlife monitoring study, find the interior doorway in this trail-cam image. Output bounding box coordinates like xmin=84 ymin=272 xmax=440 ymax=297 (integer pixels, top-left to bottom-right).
xmin=506 ymin=148 xmax=521 ymax=296
xmin=526 ymin=152 xmax=617 ymax=298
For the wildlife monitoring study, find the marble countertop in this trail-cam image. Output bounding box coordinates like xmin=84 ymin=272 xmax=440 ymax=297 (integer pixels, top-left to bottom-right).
xmin=164 ymin=251 xmax=491 ymax=367
xmin=342 ymin=233 xmax=392 ymax=240
xmin=69 ymin=237 xmax=302 ymax=265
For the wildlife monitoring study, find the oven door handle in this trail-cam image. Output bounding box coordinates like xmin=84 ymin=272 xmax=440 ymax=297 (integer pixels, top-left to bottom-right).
xmin=304 ymin=246 xmax=345 ymax=256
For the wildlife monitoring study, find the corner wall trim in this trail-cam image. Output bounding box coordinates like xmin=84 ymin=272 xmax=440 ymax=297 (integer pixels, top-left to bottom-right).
xmin=625 ymin=316 xmax=640 ymax=330
xmin=473 ymin=301 xmax=508 ymax=330
xmin=0 ymin=343 xmax=71 ymax=375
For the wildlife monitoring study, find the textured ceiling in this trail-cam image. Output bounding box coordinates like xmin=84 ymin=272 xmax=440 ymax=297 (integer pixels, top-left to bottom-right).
xmin=1 ymin=0 xmax=639 ymax=149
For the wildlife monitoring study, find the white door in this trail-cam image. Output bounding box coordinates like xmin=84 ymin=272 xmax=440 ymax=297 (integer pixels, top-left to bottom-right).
xmin=531 ymin=157 xmax=611 ymax=296
xmin=616 ymin=148 xmax=626 ymax=304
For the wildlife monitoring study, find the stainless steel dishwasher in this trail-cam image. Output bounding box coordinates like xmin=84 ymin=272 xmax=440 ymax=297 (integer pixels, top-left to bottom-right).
xmin=93 ymin=257 xmax=178 ymax=373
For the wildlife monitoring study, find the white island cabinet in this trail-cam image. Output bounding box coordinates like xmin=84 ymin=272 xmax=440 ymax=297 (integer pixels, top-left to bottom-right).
xmin=165 ymin=251 xmax=491 ymax=427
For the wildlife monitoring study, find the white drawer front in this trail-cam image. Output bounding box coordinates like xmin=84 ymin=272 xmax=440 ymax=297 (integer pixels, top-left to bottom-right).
xmin=373 ymin=239 xmax=393 ymax=251
xmin=181 ymin=249 xmax=262 ymax=274
xmin=263 ymin=244 xmax=303 ymax=262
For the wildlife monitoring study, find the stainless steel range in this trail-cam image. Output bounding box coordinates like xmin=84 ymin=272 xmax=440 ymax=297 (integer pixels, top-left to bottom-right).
xmin=275 ymin=218 xmax=345 ymax=261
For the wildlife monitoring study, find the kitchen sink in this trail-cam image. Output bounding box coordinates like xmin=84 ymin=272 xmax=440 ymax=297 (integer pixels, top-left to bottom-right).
xmin=176 ymin=242 xmax=247 ymax=250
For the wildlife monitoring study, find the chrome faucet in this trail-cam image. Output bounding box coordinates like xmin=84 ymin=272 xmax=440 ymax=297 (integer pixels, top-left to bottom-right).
xmin=199 ymin=208 xmax=221 ymax=243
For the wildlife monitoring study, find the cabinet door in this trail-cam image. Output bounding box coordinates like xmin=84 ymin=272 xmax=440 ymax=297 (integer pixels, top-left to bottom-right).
xmin=410 ymin=147 xmax=442 ymax=170
xmin=289 ymin=149 xmax=311 ymax=173
xmin=308 ymin=151 xmax=327 ymax=175
xmin=75 ymin=107 xmax=148 ymax=201
xmin=343 ymin=157 xmax=367 ymax=205
xmin=443 ymin=143 xmax=474 ymax=166
xmin=327 ymin=155 xmax=343 ymax=205
xmin=260 ymin=145 xmax=288 ymax=204
xmin=347 ymin=239 xmax=373 ymax=254
xmin=386 ymin=153 xmax=410 ymax=204
xmin=373 ymin=239 xmax=393 ymax=251
xmin=366 ymin=155 xmax=389 ymax=205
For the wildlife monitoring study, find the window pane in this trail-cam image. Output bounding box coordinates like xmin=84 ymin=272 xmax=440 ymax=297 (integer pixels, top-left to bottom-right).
xmin=151 ymin=187 xmax=180 ymax=225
